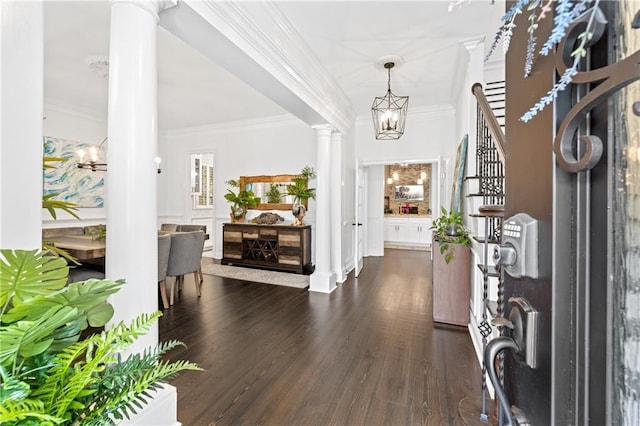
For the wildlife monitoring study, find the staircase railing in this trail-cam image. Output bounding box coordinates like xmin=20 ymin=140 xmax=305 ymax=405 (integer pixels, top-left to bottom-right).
xmin=472 ymin=82 xmax=506 ymax=164
xmin=469 ymin=81 xmax=507 ymax=424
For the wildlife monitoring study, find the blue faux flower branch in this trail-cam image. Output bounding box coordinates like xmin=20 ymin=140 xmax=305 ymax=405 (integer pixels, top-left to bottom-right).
xmin=472 ymin=0 xmax=601 ymax=122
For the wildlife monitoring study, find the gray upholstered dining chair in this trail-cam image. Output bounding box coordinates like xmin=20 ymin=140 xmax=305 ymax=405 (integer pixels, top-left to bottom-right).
xmin=160 ymin=223 xmax=180 ymax=231
xmin=67 ymin=266 xmax=105 ymax=283
xmin=176 ymin=224 xmax=206 ymax=233
xmin=176 ymin=224 xmax=207 ymax=283
xmin=166 ymin=231 xmax=205 ymax=306
xmin=157 ymin=233 xmax=172 ymax=309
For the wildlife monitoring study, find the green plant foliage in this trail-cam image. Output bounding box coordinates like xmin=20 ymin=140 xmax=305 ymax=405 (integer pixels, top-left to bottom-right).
xmin=42 ymin=156 xmax=79 ymax=221
xmin=85 ymin=225 xmax=106 ymax=242
xmin=300 ymin=165 xmax=316 ymax=180
xmin=42 ymin=194 xmax=79 ymax=221
xmin=430 ymin=207 xmax=471 ymax=264
xmin=0 ymin=250 xmax=69 ymax=309
xmin=42 ymin=154 xmax=80 ymax=265
xmin=0 ymin=249 xmax=202 ymax=425
xmin=286 ymin=166 xmax=316 ymax=205
xmin=224 ymin=180 xmax=261 ymax=219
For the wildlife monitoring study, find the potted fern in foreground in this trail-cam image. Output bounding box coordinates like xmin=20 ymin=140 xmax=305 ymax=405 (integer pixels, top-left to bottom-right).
xmin=0 ymin=249 xmax=201 ymax=425
xmin=430 ymin=207 xmax=471 ymax=326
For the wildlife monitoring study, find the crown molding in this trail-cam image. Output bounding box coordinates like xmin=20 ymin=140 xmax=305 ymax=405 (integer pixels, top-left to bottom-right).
xmin=175 ymin=1 xmax=355 ymax=134
xmin=44 ymin=100 xmax=106 ymax=123
xmin=484 ymin=58 xmax=506 ymax=73
xmin=165 ymin=113 xmax=305 ymax=138
xmin=461 ymin=36 xmax=485 ymax=52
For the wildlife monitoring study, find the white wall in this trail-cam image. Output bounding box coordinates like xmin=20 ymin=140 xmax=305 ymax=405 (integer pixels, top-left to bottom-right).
xmin=42 ymin=104 xmax=108 ymax=227
xmin=354 ymin=106 xmax=457 ymax=257
xmin=355 ymin=106 xmax=456 ymax=168
xmin=162 ymin=115 xmax=317 ymax=258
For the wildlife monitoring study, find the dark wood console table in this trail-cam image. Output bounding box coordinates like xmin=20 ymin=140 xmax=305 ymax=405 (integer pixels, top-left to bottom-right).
xmin=222 ymin=223 xmax=314 ymax=274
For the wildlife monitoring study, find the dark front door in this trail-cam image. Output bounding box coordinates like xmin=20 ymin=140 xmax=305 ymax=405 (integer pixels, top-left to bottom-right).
xmin=495 ymin=1 xmax=639 ymax=424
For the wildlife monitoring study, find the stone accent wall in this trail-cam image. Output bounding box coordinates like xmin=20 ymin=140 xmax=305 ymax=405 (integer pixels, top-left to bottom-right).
xmin=384 ymin=164 xmax=432 ymax=215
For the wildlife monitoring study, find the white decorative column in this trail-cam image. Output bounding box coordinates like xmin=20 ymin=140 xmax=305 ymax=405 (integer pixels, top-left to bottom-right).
xmin=330 ymin=131 xmax=345 ymax=283
xmin=0 ymin=1 xmax=43 ymax=249
xmin=107 ymin=0 xmax=170 ymax=352
xmin=309 ymin=125 xmax=337 ymax=293
xmin=107 ymin=4 xmax=181 ymax=423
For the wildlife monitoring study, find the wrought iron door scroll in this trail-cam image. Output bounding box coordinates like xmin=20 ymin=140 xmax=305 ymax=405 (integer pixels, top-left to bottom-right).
xmin=554 ymin=8 xmax=640 ymax=173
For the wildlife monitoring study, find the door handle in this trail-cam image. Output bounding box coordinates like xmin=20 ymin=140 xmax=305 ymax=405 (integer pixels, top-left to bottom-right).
xmin=352 ymin=223 xmax=363 ymax=226
xmin=484 ymin=297 xmax=538 ymax=426
xmin=485 ymin=337 xmax=518 ymax=426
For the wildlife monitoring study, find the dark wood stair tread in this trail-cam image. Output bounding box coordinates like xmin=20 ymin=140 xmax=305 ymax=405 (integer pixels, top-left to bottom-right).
xmin=466 ymin=193 xmax=505 ymax=198
xmin=485 ymin=300 xmax=499 ymax=318
xmin=476 ymin=263 xmax=500 ymax=278
xmin=472 ymin=236 xmax=501 ymax=244
xmin=477 ymin=204 xmax=505 ymax=217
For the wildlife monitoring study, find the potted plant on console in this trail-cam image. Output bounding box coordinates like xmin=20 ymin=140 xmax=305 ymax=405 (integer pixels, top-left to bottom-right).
xmin=224 ymin=179 xmax=261 ymax=223
xmin=430 ymin=207 xmax=472 ymax=326
xmin=286 ymin=166 xmax=316 ymax=226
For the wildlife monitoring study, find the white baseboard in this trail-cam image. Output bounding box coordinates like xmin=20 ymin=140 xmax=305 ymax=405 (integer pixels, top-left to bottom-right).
xmin=384 ymin=242 xmax=431 ymax=251
xmin=117 ymin=384 xmax=180 ymax=425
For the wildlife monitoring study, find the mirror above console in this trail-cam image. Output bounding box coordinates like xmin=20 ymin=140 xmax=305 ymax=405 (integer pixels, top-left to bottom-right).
xmin=239 ymin=174 xmax=300 ymax=211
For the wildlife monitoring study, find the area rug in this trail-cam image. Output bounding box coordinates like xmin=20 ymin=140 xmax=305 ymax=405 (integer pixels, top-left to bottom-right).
xmin=201 ymin=263 xmax=309 ymax=289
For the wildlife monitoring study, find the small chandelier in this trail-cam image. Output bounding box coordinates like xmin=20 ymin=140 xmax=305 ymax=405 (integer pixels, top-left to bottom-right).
xmin=77 ymin=137 xmax=107 ymax=172
xmin=371 ymin=62 xmax=409 ymax=140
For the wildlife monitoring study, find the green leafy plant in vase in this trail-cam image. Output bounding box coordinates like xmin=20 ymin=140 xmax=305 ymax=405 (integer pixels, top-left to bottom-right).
xmin=0 ymin=249 xmax=201 ymax=425
xmin=286 ymin=166 xmax=316 ymax=226
xmin=430 ymin=207 xmax=471 ymax=263
xmin=86 ymin=224 xmax=107 ymax=241
xmin=224 ymin=179 xmax=260 ymax=223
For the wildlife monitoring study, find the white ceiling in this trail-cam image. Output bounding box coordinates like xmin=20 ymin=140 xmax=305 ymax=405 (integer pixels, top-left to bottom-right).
xmin=43 ymin=1 xmax=505 ymax=131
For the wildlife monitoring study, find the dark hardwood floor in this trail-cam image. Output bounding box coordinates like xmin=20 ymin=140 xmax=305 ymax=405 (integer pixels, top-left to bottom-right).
xmin=159 ymin=248 xmax=484 ymax=426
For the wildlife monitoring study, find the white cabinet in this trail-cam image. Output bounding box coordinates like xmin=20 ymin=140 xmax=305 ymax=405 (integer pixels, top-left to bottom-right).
xmin=384 ymin=217 xmax=432 ymax=247
xmin=407 ymin=220 xmax=432 ymax=245
xmin=384 ymin=218 xmax=404 ymax=242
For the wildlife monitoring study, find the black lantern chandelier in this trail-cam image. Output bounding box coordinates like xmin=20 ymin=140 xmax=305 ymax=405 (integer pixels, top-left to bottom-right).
xmin=371 ymin=62 xmax=409 ymax=140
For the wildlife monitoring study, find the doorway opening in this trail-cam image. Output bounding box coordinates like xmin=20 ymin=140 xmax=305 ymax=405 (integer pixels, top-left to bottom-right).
xmin=358 ymin=159 xmax=442 ymax=258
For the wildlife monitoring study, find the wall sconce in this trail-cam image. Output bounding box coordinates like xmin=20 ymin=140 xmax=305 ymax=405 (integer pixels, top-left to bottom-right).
xmin=387 ymin=177 xmax=393 ymax=185
xmin=420 ymin=171 xmax=427 ymax=180
xmin=77 ymin=137 xmax=107 ymax=172
xmin=392 ymin=171 xmax=399 ymax=181
xmin=155 ymin=157 xmax=162 ymax=174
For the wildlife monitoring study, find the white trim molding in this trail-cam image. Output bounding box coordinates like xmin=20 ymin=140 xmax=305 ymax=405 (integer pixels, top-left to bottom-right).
xmin=160 ymin=1 xmax=355 ymax=135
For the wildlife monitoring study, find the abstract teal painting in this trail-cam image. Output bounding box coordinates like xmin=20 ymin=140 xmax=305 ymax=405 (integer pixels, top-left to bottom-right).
xmin=43 ymin=136 xmax=105 ymax=208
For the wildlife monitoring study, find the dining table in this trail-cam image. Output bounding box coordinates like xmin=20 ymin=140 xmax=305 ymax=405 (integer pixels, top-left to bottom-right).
xmin=51 ymin=230 xmax=209 ymax=263
xmin=50 ymin=235 xmax=106 ymax=262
